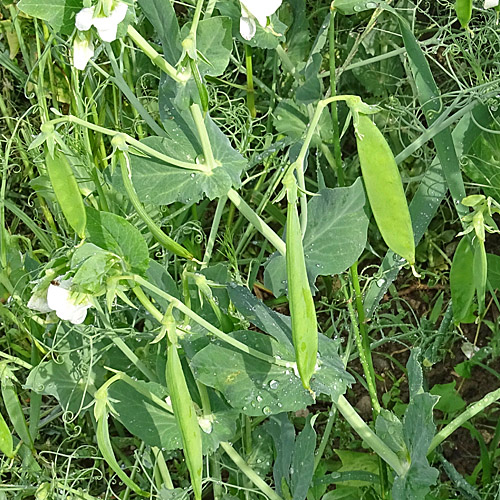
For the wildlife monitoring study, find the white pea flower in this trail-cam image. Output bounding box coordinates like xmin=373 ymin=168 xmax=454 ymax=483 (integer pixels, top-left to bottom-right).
xmin=484 ymin=0 xmax=499 ymax=8
xmin=27 ymin=277 xmax=93 ymax=325
xmin=73 ymin=35 xmax=95 ymax=70
xmin=239 ymin=0 xmax=283 ymax=41
xmin=75 ymin=1 xmax=129 ymax=43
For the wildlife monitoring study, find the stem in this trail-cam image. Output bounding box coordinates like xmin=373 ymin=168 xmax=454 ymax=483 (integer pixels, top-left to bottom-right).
xmin=313 ymin=405 xmax=337 ymax=472
xmin=342 ymin=277 xmax=380 ymax=414
xmin=227 ymin=189 xmax=286 ymax=256
xmin=191 ymin=104 xmax=216 ymax=169
xmin=201 ymin=196 xmax=227 ymax=269
xmin=130 ymin=275 xmax=293 ymax=368
xmin=48 ymin=115 xmax=209 ymax=172
xmin=336 ymin=396 xmax=404 ymax=475
xmin=127 ymin=25 xmax=185 ymax=83
xmin=428 ymin=386 xmax=500 ymax=454
xmin=328 ymin=9 xmax=344 ymax=185
xmin=245 ymin=45 xmax=256 ymax=118
xmin=119 ymin=152 xmax=194 ymax=260
xmin=220 ymin=442 xmax=283 ymax=500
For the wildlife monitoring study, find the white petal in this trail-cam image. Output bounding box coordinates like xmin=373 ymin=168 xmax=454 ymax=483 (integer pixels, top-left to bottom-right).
xmin=47 ymin=282 xmax=92 ymax=325
xmin=75 ymin=7 xmax=95 ymax=31
xmin=484 ymin=0 xmax=499 ymax=7
xmin=240 ymin=15 xmax=256 ymax=40
xmin=73 ymin=37 xmax=94 ymax=70
xmin=93 ymin=2 xmax=128 ymax=42
xmin=27 ymin=289 xmax=52 ymax=313
xmin=240 ymin=0 xmax=282 ymax=26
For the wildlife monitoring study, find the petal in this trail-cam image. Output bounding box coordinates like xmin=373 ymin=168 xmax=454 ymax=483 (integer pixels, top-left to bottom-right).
xmin=75 ymin=7 xmax=95 ymax=31
xmin=27 ymin=289 xmax=52 ymax=313
xmin=93 ymin=2 xmax=128 ymax=42
xmin=73 ymin=37 xmax=94 ymax=70
xmin=484 ymin=0 xmax=499 ymax=7
xmin=47 ymin=284 xmax=73 ymax=312
xmin=56 ymin=303 xmax=90 ymax=324
xmin=240 ymin=0 xmax=282 ymax=26
xmin=240 ymin=15 xmax=256 ymax=40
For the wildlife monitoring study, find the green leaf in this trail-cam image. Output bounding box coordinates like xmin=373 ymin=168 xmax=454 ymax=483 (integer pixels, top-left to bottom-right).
xmin=182 ymin=17 xmax=233 ymax=77
xmin=227 ymin=284 xmax=353 ymax=402
xmin=137 ymin=0 xmax=182 ymax=64
xmin=332 ymin=0 xmax=378 ymax=15
xmin=18 ymin=0 xmax=83 ymax=35
xmin=429 ymin=382 xmax=466 ymax=414
xmin=487 ymin=253 xmax=500 ymax=289
xmin=190 ymin=330 xmax=314 ymax=416
xmin=264 ymin=414 xmax=296 ymax=497
xmin=291 ymin=415 xmax=317 ymax=500
xmin=25 ymin=334 xmax=105 ymax=415
xmin=108 ymin=379 xmax=182 ymax=451
xmin=124 ymin=115 xmax=246 ymax=205
xmin=85 ymin=208 xmax=150 ymax=274
xmin=334 ymin=450 xmax=380 ymax=487
xmin=375 ymin=409 xmax=407 ymax=460
xmin=392 ymin=350 xmax=439 ymax=500
xmin=450 ymin=237 xmax=476 ymax=324
xmin=264 ymin=179 xmax=368 ymax=296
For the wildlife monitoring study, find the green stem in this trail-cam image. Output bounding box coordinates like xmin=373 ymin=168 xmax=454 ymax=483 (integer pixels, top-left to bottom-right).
xmin=127 ymin=25 xmax=186 ymax=83
xmin=189 ymin=0 xmax=205 ymax=38
xmin=201 ymin=196 xmax=227 ymax=269
xmin=152 ymin=447 xmax=175 ymax=489
xmin=328 ymin=9 xmax=344 ymax=185
xmin=336 ymin=396 xmax=404 ymax=475
xmin=428 ymin=386 xmax=500 ymax=454
xmin=48 ymin=115 xmax=208 ymax=172
xmin=341 ymin=276 xmax=380 ymax=414
xmin=227 ymin=189 xmax=286 ymax=256
xmin=245 ymin=45 xmax=256 ymax=118
xmin=191 ymin=103 xmax=216 ymax=169
xmin=119 ymin=152 xmax=194 ymax=260
xmin=130 ymin=276 xmax=293 ymax=368
xmin=313 ymin=406 xmax=337 ymax=472
xmin=220 ymin=442 xmax=283 ymax=500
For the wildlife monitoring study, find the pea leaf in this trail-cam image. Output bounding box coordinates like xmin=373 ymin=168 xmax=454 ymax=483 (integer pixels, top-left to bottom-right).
xmin=290 ymin=415 xmax=317 ymax=500
xmin=190 ymin=330 xmax=314 ymax=416
xmin=18 ymin=0 xmax=83 ymax=35
xmin=85 ymin=208 xmax=150 ymax=274
xmin=123 ymin=114 xmax=246 ymax=205
xmin=487 ymin=253 xmax=500 ymax=289
xmin=392 ymin=349 xmax=439 ymax=500
xmin=137 ymin=0 xmax=182 ymax=64
xmin=332 ymin=0 xmax=378 ymax=15
xmin=264 ymin=178 xmax=368 ymax=296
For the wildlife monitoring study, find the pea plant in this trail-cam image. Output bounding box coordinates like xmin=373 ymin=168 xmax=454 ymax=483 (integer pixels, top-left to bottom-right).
xmin=1 ymin=0 xmax=500 ymax=498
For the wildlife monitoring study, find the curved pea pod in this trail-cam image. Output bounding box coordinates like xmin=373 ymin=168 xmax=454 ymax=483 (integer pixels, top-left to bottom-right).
xmin=285 ymin=176 xmax=318 ymax=390
xmin=167 ymin=340 xmax=203 ymax=500
xmin=455 ymin=0 xmax=472 ymax=28
xmin=355 ymin=114 xmax=415 ymax=265
xmin=45 ymin=149 xmax=86 ymax=238
xmin=450 ymin=237 xmax=475 ymax=324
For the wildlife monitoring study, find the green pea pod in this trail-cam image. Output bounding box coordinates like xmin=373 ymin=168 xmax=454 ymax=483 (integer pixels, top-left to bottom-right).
xmin=0 ymin=410 xmax=13 ymax=458
xmin=455 ymin=0 xmax=472 ymax=28
xmin=285 ymin=175 xmax=318 ymax=390
xmin=96 ymin=413 xmax=150 ymax=497
xmin=45 ymin=149 xmax=86 ymax=238
xmin=355 ymin=114 xmax=415 ymax=265
xmin=450 ymin=237 xmax=475 ymax=324
xmin=166 ymin=339 xmax=203 ymax=500
xmin=473 ymin=238 xmax=487 ymax=317
xmin=0 ymin=370 xmax=33 ymax=452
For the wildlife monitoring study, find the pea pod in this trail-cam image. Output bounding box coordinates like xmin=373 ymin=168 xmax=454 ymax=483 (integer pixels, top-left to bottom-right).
xmin=473 ymin=238 xmax=487 ymax=317
xmin=166 ymin=316 xmax=203 ymax=500
xmin=455 ymin=0 xmax=472 ymax=28
xmin=450 ymin=237 xmax=475 ymax=324
xmin=285 ymin=173 xmax=318 ymax=390
xmin=355 ymin=114 xmax=415 ymax=265
xmin=0 ymin=411 xmax=13 ymax=458
xmin=45 ymin=149 xmax=86 ymax=238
